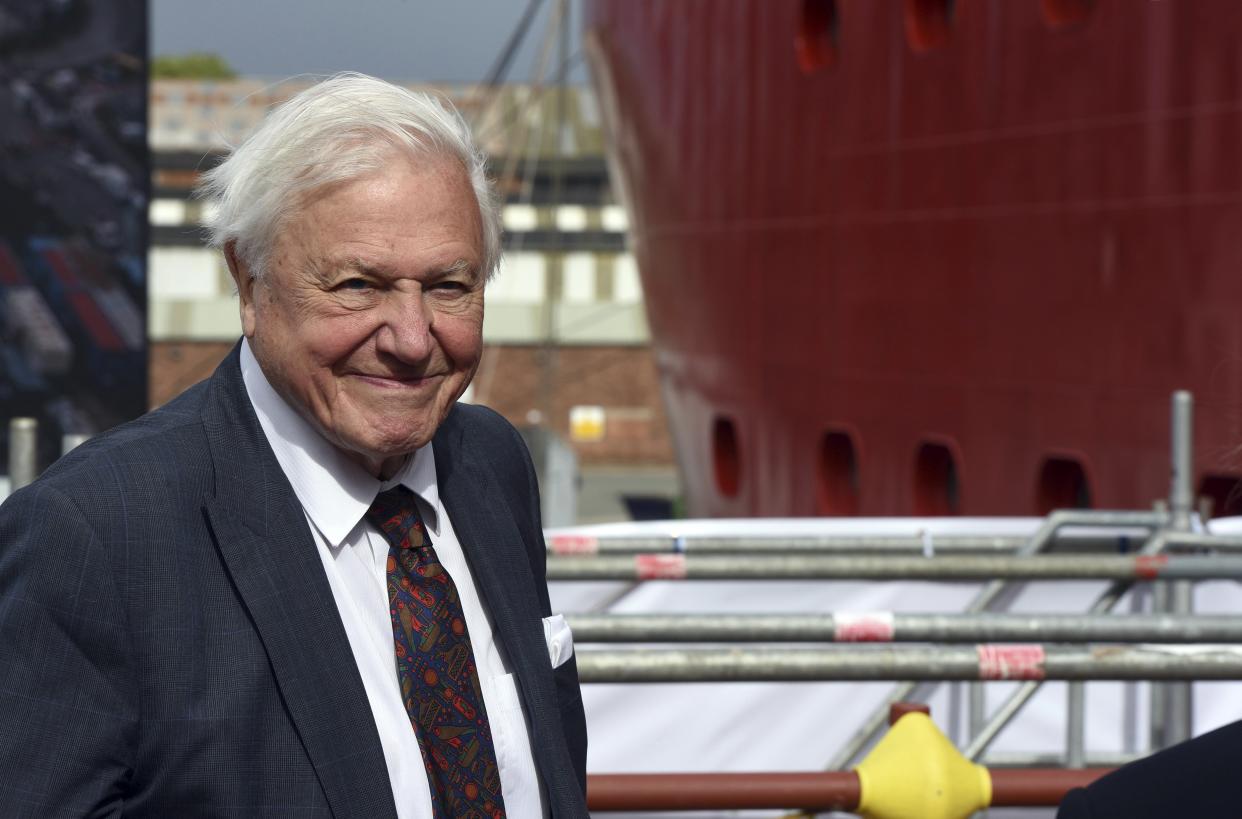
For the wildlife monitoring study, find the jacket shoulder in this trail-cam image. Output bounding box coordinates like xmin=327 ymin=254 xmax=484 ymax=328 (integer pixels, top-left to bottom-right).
xmin=446 ymin=401 xmax=523 ymax=443
xmin=438 ymin=401 xmax=545 ymax=545
xmin=10 ymin=379 xmax=215 ymax=520
xmin=443 ymin=403 xmax=535 ymax=477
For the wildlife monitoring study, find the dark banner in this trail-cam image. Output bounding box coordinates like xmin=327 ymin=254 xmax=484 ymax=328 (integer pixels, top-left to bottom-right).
xmin=0 ymin=0 xmax=148 ymax=474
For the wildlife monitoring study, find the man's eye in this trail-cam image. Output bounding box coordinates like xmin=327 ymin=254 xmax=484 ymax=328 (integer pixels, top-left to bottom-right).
xmin=338 ymin=278 xmax=372 ymax=291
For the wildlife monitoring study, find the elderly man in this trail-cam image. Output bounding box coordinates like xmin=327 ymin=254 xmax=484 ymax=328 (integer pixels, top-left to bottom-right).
xmin=0 ymin=73 xmax=588 ymax=818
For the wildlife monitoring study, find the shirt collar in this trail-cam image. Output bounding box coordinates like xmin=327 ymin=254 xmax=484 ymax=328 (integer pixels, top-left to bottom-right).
xmin=239 ymin=339 xmax=441 ymax=547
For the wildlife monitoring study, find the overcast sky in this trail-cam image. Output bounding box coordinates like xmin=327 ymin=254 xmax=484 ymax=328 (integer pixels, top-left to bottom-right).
xmin=150 ymin=0 xmax=587 ymax=84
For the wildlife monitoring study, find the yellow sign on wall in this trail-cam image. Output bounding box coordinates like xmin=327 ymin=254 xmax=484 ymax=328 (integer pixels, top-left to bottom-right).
xmin=570 ymin=405 xmax=606 ymax=442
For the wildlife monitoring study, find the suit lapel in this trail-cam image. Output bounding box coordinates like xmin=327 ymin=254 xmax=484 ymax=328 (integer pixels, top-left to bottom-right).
xmin=435 ymin=416 xmax=587 ymax=817
xmin=200 ymin=347 xmax=398 ymax=819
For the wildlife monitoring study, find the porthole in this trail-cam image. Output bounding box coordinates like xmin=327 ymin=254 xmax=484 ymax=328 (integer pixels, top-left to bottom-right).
xmin=904 ymin=0 xmax=954 ymax=53
xmin=914 ymin=441 xmax=961 ymax=515
xmin=712 ymin=416 xmax=741 ymax=498
xmin=817 ymin=430 xmax=860 ymax=516
xmin=1042 ymin=0 xmax=1094 ymax=27
xmin=1035 ymin=457 xmax=1092 ymax=514
xmin=1197 ymin=475 xmax=1242 ymax=519
xmin=795 ymin=0 xmax=839 ymax=73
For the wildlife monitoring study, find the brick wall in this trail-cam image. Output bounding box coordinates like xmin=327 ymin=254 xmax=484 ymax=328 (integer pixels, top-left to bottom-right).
xmin=471 ymin=344 xmax=673 ymax=465
xmin=150 ymin=341 xmax=236 ymax=408
xmin=149 ymin=341 xmax=674 ymax=466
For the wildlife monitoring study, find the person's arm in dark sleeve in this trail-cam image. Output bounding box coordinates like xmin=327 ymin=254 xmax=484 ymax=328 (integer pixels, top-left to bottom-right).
xmin=1057 ymin=719 xmax=1242 ymax=818
xmin=0 ymin=484 xmax=137 ymax=818
xmin=1056 ymin=787 xmax=1095 ymax=818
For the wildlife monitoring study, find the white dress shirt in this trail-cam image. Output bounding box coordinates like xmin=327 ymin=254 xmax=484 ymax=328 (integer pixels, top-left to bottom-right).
xmin=240 ymin=340 xmax=546 ymax=818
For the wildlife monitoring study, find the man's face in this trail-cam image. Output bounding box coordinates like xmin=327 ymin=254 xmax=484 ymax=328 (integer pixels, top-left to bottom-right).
xmin=233 ymin=154 xmax=485 ymax=478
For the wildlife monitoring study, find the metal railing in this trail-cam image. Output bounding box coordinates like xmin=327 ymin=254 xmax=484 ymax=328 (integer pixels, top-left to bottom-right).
xmin=575 ymin=645 xmax=1242 ymax=683
xmin=547 ymin=516 xmax=1160 ymax=557
xmin=565 ymin=612 xmax=1242 ymax=643
xmin=547 ymin=551 xmax=1242 ymax=581
xmin=586 ymin=768 xmax=1110 ymax=812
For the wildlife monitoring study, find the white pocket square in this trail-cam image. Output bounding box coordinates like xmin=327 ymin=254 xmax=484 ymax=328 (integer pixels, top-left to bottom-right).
xmin=542 ymin=614 xmax=574 ymax=669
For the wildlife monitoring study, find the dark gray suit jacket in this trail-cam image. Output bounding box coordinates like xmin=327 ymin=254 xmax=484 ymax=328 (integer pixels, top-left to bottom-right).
xmin=0 ymin=345 xmax=589 ymax=818
xmin=1057 ymin=719 xmax=1242 ymax=818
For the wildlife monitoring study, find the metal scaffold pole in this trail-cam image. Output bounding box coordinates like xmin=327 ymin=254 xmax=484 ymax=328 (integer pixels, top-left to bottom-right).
xmin=8 ymin=417 xmax=38 ymax=492
xmin=574 ymin=645 xmax=1242 ymax=683
xmin=547 ymin=552 xmax=1242 ymax=581
xmin=547 ymin=511 xmax=1170 ymax=556
xmin=565 ymin=612 xmax=1242 ymax=643
xmin=1170 ymin=390 xmax=1195 ymax=532
xmin=552 ymin=533 xmax=1034 ymax=555
xmin=585 ymin=769 xmax=1114 ymax=812
xmin=1159 ymin=389 xmax=1197 ymax=750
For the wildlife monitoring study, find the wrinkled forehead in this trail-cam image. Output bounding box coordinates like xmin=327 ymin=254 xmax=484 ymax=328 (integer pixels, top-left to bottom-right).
xmin=270 ymin=153 xmax=484 ymax=279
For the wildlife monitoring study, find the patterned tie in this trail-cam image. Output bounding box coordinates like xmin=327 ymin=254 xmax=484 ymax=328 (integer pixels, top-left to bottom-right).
xmin=366 ymin=486 xmax=507 ymax=819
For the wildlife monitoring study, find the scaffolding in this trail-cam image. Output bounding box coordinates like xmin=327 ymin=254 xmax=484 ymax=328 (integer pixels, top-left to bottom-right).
xmin=544 ymin=391 xmax=1242 ymax=811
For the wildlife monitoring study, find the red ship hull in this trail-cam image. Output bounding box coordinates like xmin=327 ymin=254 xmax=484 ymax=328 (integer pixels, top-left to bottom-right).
xmin=585 ymin=0 xmax=1242 ymax=517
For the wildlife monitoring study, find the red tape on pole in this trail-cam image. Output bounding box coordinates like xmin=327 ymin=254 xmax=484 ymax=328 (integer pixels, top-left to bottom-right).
xmin=1135 ymin=554 xmax=1169 ymax=580
xmin=635 ymin=554 xmax=688 ymax=579
xmin=834 ymin=611 xmax=896 ymax=642
xmin=977 ymin=644 xmax=1046 ymax=680
xmin=550 ymin=535 xmax=599 ymax=555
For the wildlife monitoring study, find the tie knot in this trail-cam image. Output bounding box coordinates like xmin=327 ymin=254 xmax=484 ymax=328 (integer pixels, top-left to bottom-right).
xmin=366 ymin=486 xmax=427 ymax=550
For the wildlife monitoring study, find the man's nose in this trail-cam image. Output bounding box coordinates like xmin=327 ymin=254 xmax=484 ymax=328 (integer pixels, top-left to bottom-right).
xmin=375 ymin=291 xmax=434 ymax=361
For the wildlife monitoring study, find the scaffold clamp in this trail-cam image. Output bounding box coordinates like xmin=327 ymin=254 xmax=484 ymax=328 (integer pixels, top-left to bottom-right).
xmin=853 ymin=710 xmax=991 ymax=819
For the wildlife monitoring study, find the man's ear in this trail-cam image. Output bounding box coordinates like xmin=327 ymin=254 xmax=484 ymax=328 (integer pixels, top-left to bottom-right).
xmin=223 ymin=242 xmax=258 ymax=338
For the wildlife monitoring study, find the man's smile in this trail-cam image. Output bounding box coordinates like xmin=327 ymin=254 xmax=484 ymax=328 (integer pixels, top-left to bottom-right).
xmin=349 ymin=372 xmax=442 ymax=389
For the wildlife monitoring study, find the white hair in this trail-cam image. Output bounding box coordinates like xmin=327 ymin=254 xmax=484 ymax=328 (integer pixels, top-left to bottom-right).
xmin=197 ymin=72 xmax=501 ymax=281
